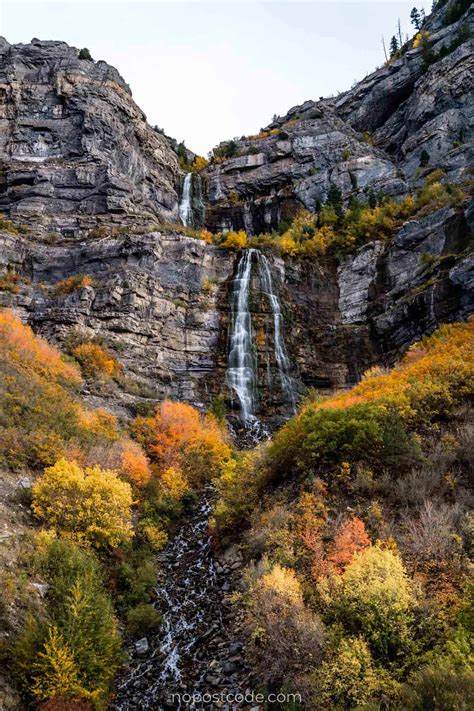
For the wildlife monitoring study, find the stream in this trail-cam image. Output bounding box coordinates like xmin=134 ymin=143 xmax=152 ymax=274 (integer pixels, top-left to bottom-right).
xmin=113 ymin=490 xmax=253 ymax=710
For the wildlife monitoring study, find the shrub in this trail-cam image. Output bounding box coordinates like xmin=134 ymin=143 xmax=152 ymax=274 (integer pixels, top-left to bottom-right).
xmin=245 ymin=564 xmax=324 ymax=686
xmin=72 ymin=343 xmax=122 ymax=379
xmin=0 ymin=312 xmax=118 ymax=469
xmin=214 ymin=446 xmax=271 ymax=535
xmin=133 ymin=400 xmax=232 ymax=488
xmin=13 ymin=540 xmax=121 ymax=708
xmin=319 ymin=546 xmax=414 ymax=660
xmin=31 ymin=458 xmax=133 ymax=548
xmin=219 ymin=230 xmax=248 ymax=250
xmin=0 ymin=269 xmax=21 ymax=293
xmin=269 ymin=402 xmax=419 ymax=477
xmin=309 ymin=636 xmax=398 ymax=709
xmin=126 ymin=604 xmax=162 ymax=637
xmin=78 ymin=48 xmax=93 ymax=61
xmin=327 ymin=516 xmax=371 ymax=573
xmin=119 ymin=440 xmax=152 ymax=487
xmin=55 ymin=275 xmax=95 ymax=295
xmin=315 ymin=321 xmax=474 ymax=425
xmin=191 ymin=155 xmax=209 ymax=171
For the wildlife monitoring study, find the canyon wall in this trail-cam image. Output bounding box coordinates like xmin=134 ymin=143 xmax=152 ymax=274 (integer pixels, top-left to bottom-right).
xmin=0 ymin=0 xmax=472 ymax=422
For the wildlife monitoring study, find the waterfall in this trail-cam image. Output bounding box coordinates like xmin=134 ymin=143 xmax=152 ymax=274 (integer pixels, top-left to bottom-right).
xmin=226 ymin=249 xmax=257 ymax=423
xmin=257 ymin=252 xmax=297 ymax=413
xmin=179 ymin=173 xmax=192 ymax=227
xmin=179 ymin=172 xmax=205 ymax=228
xmin=226 ymin=249 xmax=296 ymax=426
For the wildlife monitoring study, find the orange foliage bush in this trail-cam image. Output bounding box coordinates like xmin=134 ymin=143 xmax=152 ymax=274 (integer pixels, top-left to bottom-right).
xmin=133 ymin=400 xmax=232 ymax=487
xmin=120 ymin=440 xmax=152 ymax=487
xmin=327 ymin=516 xmax=371 ymax=574
xmin=316 ymin=320 xmax=474 ymax=425
xmin=54 ymin=275 xmax=95 ymax=295
xmin=0 ymin=311 xmax=121 ymax=469
xmin=0 ymin=310 xmax=81 ymax=385
xmin=72 ymin=343 xmax=122 ymax=379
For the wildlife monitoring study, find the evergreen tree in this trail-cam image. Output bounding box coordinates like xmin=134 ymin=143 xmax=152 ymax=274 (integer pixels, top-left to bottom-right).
xmin=326 ymin=184 xmax=344 ymax=218
xmin=368 ymin=189 xmax=378 ymax=209
xmin=420 ymin=149 xmax=430 ymax=167
xmin=411 ymin=7 xmax=422 ymax=29
xmin=390 ymin=35 xmax=399 ymax=57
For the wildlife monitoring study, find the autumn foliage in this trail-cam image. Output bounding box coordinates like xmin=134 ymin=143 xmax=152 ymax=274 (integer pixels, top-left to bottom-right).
xmin=317 ymin=320 xmax=474 ymax=423
xmin=327 ymin=517 xmax=371 ymax=574
xmin=72 ymin=343 xmax=122 ymax=379
xmin=0 ymin=311 xmax=124 ymax=469
xmin=133 ymin=400 xmax=232 ymax=488
xmin=32 ymin=458 xmax=134 ymax=548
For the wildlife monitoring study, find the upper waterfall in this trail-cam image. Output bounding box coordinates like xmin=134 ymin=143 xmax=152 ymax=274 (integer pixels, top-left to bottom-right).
xmin=179 ymin=173 xmax=193 ymax=227
xmin=179 ymin=173 xmax=205 ymax=228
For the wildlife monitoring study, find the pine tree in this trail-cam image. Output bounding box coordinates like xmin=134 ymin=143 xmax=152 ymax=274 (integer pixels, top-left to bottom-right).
xmin=411 ymin=7 xmax=421 ymax=30
xmin=390 ymin=35 xmax=399 ymax=57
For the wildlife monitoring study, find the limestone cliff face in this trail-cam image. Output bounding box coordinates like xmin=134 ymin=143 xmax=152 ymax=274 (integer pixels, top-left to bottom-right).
xmin=0 ymin=38 xmax=180 ymax=232
xmin=0 ymin=0 xmax=472 ymax=422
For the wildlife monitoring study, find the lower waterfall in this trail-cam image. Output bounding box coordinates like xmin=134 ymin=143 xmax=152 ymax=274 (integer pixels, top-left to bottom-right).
xmin=256 ymin=252 xmax=297 ymax=414
xmin=225 ymin=249 xmax=257 ymax=423
xmin=226 ymin=248 xmax=296 ymax=426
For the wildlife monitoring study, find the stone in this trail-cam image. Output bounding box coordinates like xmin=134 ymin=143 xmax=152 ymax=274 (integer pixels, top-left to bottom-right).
xmin=134 ymin=638 xmax=149 ymax=656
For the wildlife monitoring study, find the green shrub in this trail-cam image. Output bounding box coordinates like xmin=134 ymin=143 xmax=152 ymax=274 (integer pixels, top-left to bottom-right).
xmin=126 ymin=604 xmax=162 ymax=637
xmin=310 ymin=636 xmax=399 ymax=709
xmin=319 ymin=546 xmax=415 ymax=661
xmin=268 ymin=403 xmax=419 ymax=478
xmin=78 ymin=48 xmax=93 ymax=61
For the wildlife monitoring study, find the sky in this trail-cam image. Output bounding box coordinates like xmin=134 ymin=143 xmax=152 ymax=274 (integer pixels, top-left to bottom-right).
xmin=1 ymin=0 xmax=429 ymax=155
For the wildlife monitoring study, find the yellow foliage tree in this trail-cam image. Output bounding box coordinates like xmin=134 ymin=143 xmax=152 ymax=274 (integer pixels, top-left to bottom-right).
xmin=219 ymin=230 xmax=248 ymax=250
xmin=31 ymin=626 xmax=85 ymax=702
xmin=192 ymin=155 xmax=209 ymax=171
xmin=32 ymin=458 xmax=134 ymax=548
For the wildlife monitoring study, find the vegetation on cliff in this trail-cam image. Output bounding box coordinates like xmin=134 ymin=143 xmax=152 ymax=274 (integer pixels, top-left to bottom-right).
xmin=177 ymin=175 xmax=470 ymax=261
xmin=213 ymin=319 xmax=474 ymax=709
xmin=0 ymin=312 xmax=232 ymax=709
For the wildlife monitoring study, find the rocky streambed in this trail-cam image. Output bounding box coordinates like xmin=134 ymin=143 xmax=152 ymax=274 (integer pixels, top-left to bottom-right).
xmin=113 ymin=491 xmax=256 ymax=711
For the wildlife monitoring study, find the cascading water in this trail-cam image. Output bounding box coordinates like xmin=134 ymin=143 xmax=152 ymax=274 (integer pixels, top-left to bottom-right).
xmin=257 ymin=252 xmax=297 ymax=414
xmin=179 ymin=173 xmax=192 ymax=227
xmin=113 ymin=491 xmax=250 ymax=710
xmin=179 ymin=173 xmax=204 ymax=228
xmin=225 ymin=249 xmax=257 ymax=423
xmin=226 ymin=249 xmax=297 ymax=429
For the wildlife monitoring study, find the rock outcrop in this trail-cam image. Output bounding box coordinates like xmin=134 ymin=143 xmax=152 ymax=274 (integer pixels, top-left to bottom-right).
xmin=0 ymin=38 xmax=181 ymax=233
xmin=203 ymin=2 xmax=473 ymax=234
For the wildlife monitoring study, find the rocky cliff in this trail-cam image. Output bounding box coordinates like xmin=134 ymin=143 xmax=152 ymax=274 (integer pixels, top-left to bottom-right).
xmin=0 ymin=0 xmax=472 ymax=423
xmin=0 ymin=38 xmax=180 ymax=233
xmin=203 ymin=1 xmax=473 ymax=234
